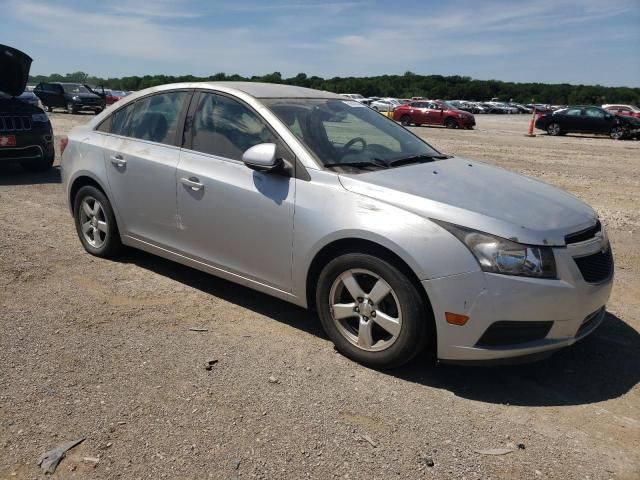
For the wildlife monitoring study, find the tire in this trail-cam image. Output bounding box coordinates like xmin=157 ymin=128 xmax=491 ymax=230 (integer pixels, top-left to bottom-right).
xmin=414 ymin=123 xmax=422 ymax=127
xmin=94 ymin=108 xmax=103 ymax=115
xmin=610 ymin=126 xmax=625 ymax=140
xmin=20 ymin=150 xmax=55 ymax=172
xmin=546 ymin=122 xmax=561 ymax=136
xmin=67 ymin=102 xmax=77 ymax=114
xmin=73 ymin=185 xmax=123 ymax=258
xmin=444 ymin=117 xmax=458 ymax=129
xmin=400 ymin=115 xmax=412 ymax=126
xmin=372 ymin=106 xmax=379 ymax=111
xmin=46 ymin=105 xmax=54 ymax=113
xmin=316 ymin=253 xmax=431 ymax=369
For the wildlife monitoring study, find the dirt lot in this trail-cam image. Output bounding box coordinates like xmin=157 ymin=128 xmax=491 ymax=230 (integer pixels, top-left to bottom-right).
xmin=1 ymin=113 xmax=638 ymax=480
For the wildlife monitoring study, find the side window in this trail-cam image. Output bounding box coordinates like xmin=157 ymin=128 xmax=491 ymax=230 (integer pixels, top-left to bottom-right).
xmin=129 ymin=91 xmax=189 ymax=145
xmin=110 ymin=102 xmax=136 ymax=136
xmin=565 ymin=108 xmax=582 ymax=116
xmin=584 ymin=107 xmax=605 ymax=118
xmin=190 ymin=93 xmax=277 ymax=161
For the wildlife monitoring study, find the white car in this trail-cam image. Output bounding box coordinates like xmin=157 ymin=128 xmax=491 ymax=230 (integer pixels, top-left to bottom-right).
xmin=370 ymin=98 xmax=401 ymax=112
xmin=60 ymin=82 xmax=613 ymax=368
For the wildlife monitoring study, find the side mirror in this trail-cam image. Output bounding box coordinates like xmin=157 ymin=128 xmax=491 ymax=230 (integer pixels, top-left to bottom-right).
xmin=242 ymin=143 xmax=283 ymax=172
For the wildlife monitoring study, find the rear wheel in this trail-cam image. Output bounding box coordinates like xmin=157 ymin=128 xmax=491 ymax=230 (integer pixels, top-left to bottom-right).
xmin=94 ymin=107 xmax=103 ymax=115
xmin=547 ymin=122 xmax=561 ymax=136
xmin=316 ymin=253 xmax=431 ymax=369
xmin=400 ymin=115 xmax=412 ymax=126
xmin=73 ymin=186 xmax=123 ymax=258
xmin=610 ymin=126 xmax=625 ymax=140
xmin=445 ymin=117 xmax=458 ymax=129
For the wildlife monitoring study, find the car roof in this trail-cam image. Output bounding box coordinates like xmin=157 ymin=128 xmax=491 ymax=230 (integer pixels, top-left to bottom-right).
xmin=202 ymin=82 xmax=341 ymax=99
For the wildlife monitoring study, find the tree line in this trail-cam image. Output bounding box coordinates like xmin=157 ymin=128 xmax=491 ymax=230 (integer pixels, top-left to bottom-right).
xmin=28 ymin=71 xmax=640 ymax=105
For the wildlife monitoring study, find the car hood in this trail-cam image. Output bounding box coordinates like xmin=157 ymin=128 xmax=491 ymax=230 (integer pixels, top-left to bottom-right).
xmin=0 ymin=93 xmax=42 ymax=114
xmin=0 ymin=44 xmax=32 ymax=97
xmin=338 ymin=157 xmax=597 ymax=246
xmin=70 ymin=92 xmax=101 ymax=99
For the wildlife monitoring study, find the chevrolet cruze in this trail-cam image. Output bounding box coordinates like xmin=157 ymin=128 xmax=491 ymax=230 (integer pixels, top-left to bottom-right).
xmin=61 ymin=83 xmax=614 ymax=368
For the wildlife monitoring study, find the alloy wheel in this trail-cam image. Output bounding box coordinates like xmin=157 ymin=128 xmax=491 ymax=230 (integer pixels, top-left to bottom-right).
xmin=610 ymin=126 xmax=624 ymax=140
xmin=547 ymin=122 xmax=561 ymax=135
xmin=79 ymin=196 xmax=108 ymax=248
xmin=329 ymin=268 xmax=402 ymax=352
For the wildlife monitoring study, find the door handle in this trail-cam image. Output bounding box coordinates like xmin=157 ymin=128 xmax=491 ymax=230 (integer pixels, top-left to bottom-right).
xmin=181 ymin=176 xmax=204 ymax=191
xmin=110 ymin=154 xmax=127 ymax=167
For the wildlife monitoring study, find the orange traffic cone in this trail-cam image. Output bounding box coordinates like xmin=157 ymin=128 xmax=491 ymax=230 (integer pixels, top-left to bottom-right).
xmin=525 ymin=107 xmax=536 ymax=137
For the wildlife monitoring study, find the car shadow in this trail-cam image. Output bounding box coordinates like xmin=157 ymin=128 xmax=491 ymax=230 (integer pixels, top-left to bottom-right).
xmin=119 ymin=249 xmax=327 ymax=340
xmin=392 ymin=311 xmax=640 ymax=406
xmin=0 ymin=164 xmax=61 ymax=185
xmin=119 ymin=250 xmax=638 ymax=407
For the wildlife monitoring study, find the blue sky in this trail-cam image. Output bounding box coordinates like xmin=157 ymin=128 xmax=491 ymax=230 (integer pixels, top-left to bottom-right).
xmin=2 ymin=0 xmax=639 ymax=87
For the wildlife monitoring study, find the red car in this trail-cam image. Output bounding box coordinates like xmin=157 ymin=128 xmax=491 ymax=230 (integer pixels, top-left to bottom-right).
xmin=393 ymin=99 xmax=476 ymax=129
xmin=602 ymin=104 xmax=640 ymax=119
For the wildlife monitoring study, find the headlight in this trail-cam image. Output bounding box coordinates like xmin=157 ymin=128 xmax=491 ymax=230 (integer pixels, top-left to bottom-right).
xmin=72 ymin=95 xmax=80 ymax=101
xmin=31 ymin=113 xmax=49 ymax=122
xmin=436 ymin=221 xmax=557 ymax=278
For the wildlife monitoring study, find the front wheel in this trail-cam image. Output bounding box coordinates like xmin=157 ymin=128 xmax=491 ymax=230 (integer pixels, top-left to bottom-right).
xmin=316 ymin=253 xmax=431 ymax=369
xmin=610 ymin=126 xmax=625 ymax=140
xmin=444 ymin=117 xmax=458 ymax=129
xmin=67 ymin=102 xmax=77 ymax=114
xmin=399 ymin=115 xmax=412 ymax=126
xmin=73 ymin=186 xmax=123 ymax=258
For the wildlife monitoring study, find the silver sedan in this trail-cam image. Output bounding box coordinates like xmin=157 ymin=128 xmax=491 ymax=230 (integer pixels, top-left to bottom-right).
xmin=61 ymin=82 xmax=613 ymax=368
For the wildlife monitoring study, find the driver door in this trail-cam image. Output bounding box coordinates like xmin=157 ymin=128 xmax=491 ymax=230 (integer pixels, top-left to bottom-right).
xmin=176 ymin=91 xmax=295 ymax=291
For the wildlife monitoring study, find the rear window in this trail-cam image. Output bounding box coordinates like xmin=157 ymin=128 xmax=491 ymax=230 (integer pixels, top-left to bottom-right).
xmin=128 ymin=91 xmax=189 ymax=145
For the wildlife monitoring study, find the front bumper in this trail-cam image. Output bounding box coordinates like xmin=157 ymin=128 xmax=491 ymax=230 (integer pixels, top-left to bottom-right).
xmin=422 ymin=243 xmax=614 ymax=362
xmin=458 ymin=116 xmax=476 ymax=128
xmin=0 ymin=126 xmax=54 ymax=162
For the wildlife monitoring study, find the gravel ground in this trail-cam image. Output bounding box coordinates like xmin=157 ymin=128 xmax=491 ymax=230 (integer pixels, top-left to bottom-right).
xmin=1 ymin=113 xmax=638 ymax=480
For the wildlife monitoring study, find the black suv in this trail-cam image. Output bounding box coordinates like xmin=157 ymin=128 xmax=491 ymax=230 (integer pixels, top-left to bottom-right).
xmin=0 ymin=44 xmax=55 ymax=171
xmin=34 ymin=82 xmax=104 ymax=114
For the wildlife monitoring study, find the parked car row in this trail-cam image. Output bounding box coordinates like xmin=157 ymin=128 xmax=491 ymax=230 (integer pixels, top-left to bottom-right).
xmin=535 ymin=105 xmax=640 ymax=139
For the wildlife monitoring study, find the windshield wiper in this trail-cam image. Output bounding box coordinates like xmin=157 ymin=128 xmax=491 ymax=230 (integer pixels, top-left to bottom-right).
xmin=324 ymin=159 xmax=389 ymax=170
xmin=388 ymin=154 xmax=452 ymax=167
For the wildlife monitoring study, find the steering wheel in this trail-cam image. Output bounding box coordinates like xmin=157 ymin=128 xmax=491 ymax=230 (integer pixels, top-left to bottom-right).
xmin=342 ymin=137 xmax=367 ymax=152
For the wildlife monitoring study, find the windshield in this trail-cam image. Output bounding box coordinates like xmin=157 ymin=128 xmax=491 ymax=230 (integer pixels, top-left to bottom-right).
xmin=62 ymin=84 xmax=92 ymax=94
xmin=263 ymin=97 xmax=441 ymax=169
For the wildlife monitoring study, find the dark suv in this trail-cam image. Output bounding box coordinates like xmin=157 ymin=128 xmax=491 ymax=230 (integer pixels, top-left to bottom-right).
xmin=0 ymin=44 xmax=55 ymax=171
xmin=34 ymin=82 xmax=104 ymax=114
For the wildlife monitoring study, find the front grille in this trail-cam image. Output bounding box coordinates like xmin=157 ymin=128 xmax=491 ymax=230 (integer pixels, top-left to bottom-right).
xmin=574 ymin=248 xmax=613 ymax=283
xmin=0 ymin=115 xmax=32 ymax=132
xmin=476 ymin=321 xmax=553 ymax=347
xmin=565 ymin=220 xmax=601 ymax=244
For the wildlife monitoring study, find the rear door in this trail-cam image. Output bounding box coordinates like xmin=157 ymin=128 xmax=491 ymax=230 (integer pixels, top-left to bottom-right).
xmin=424 ymin=102 xmax=442 ymax=125
xmin=560 ymin=107 xmax=583 ymax=132
xmin=52 ymin=84 xmax=66 ymax=108
xmin=411 ymin=102 xmax=428 ymax=124
xmin=102 ymin=90 xmax=192 ymax=248
xmin=176 ymin=91 xmax=295 ymax=291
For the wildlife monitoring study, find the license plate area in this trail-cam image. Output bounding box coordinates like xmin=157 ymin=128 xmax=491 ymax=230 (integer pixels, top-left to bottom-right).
xmin=0 ymin=135 xmax=17 ymax=147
